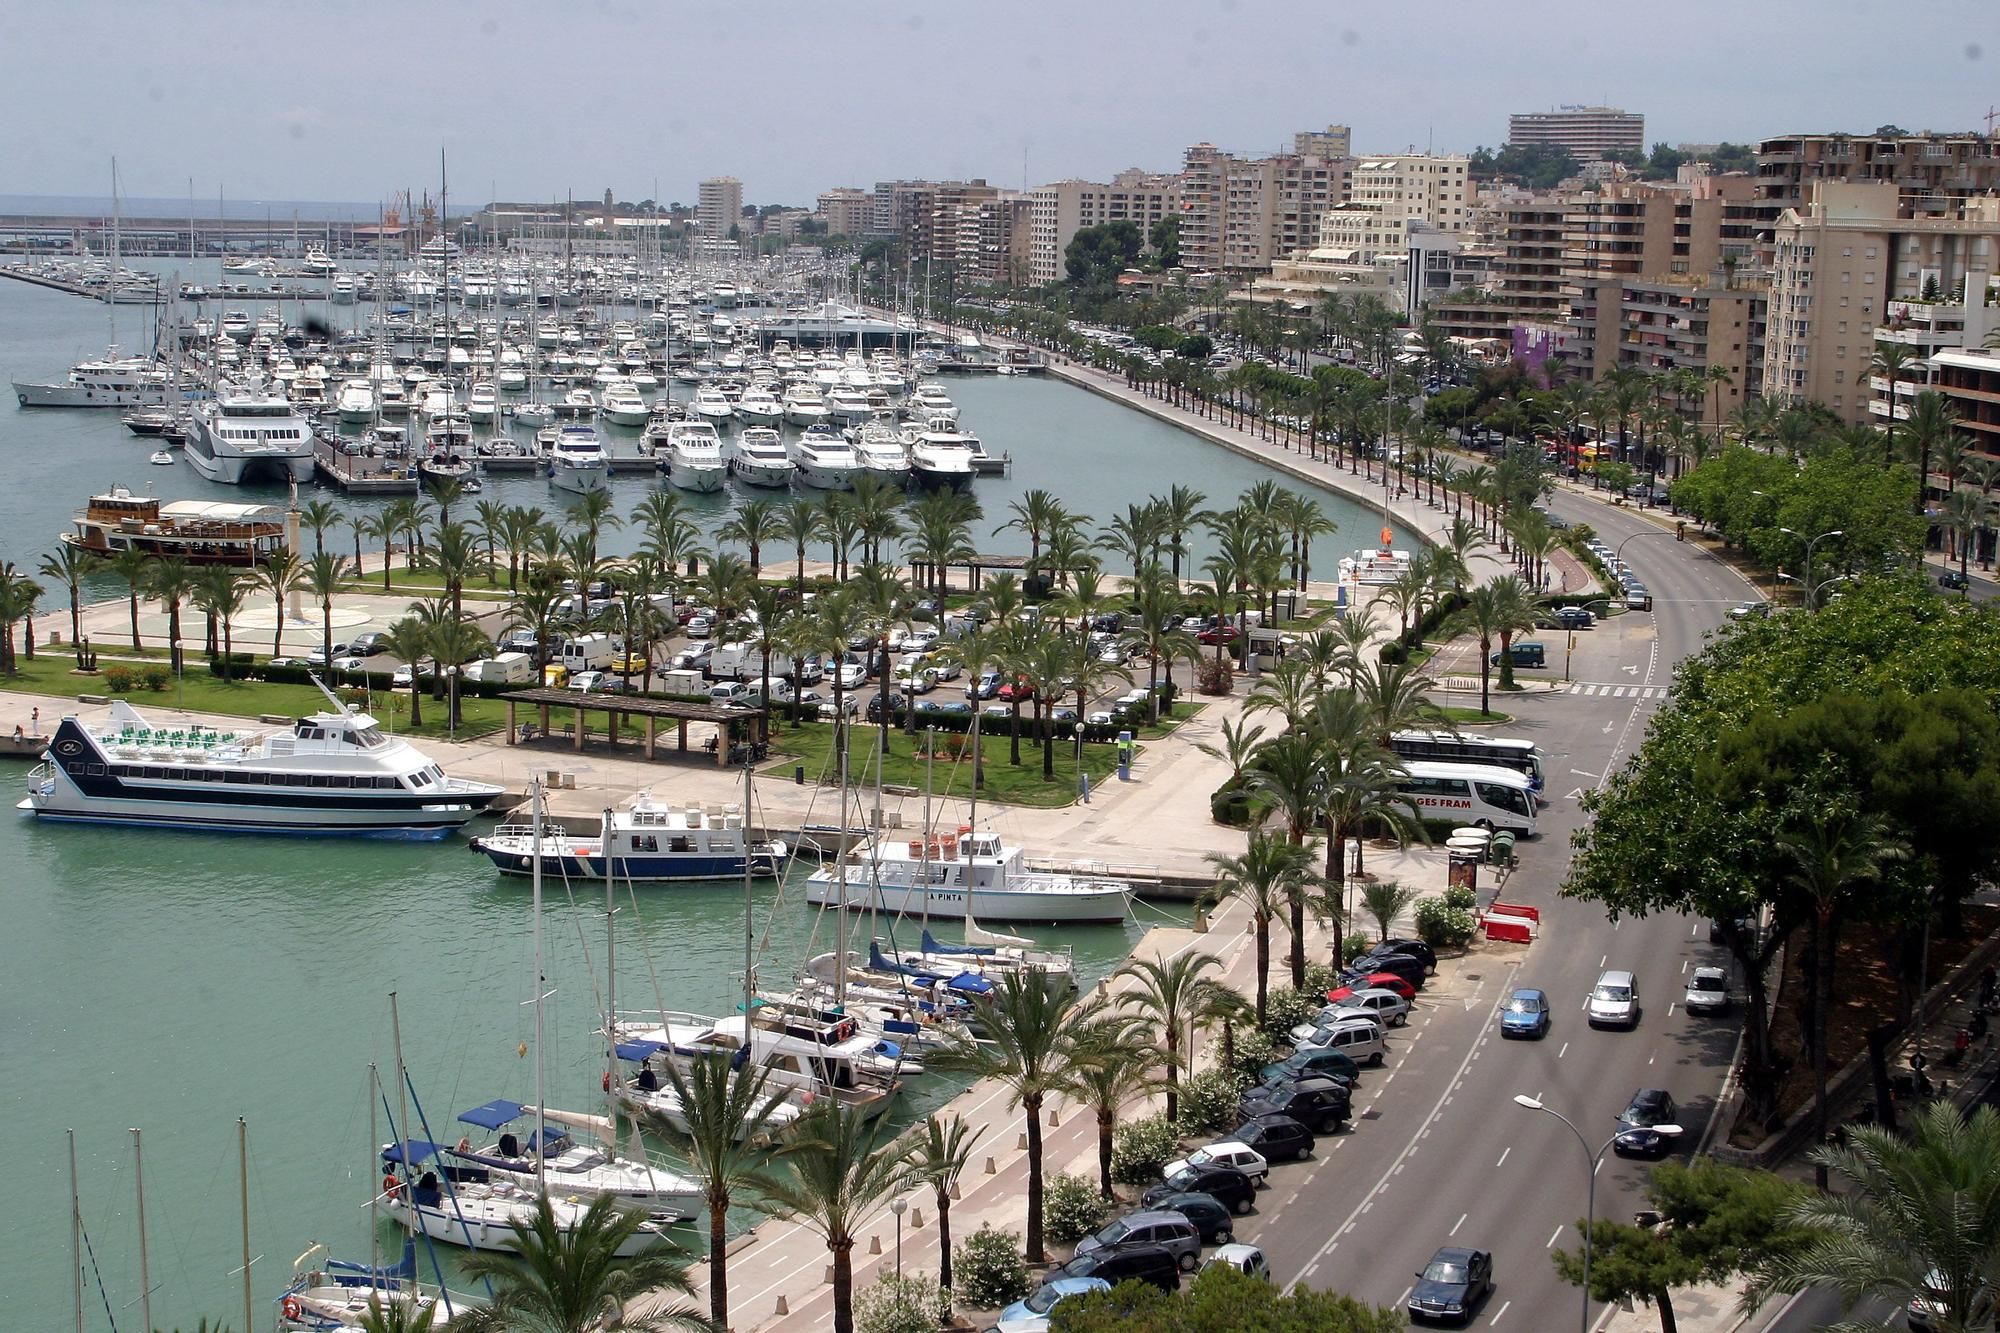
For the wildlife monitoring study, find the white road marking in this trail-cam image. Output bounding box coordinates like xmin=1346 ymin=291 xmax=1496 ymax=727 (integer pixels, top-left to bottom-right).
xmin=1668 ymin=1003 xmax=1677 ymax=1017
xmin=1451 ymin=1212 xmax=1467 ymax=1236
xmin=1490 ymin=1299 xmax=1511 ymax=1325
xmin=1398 ymin=1284 xmax=1412 ymax=1306
xmin=1558 ymin=1041 xmax=1569 ymax=1059
xmin=1495 ymin=1147 xmax=1510 ymax=1167
xmin=1601 ymin=720 xmax=1614 ymax=734
xmin=1599 ymin=954 xmax=1607 ymax=968
xmin=1546 ymin=1226 xmax=1564 ymax=1248
xmin=1571 ymin=768 xmax=1598 ymax=779
xmin=1681 ymin=959 xmax=1689 ymax=974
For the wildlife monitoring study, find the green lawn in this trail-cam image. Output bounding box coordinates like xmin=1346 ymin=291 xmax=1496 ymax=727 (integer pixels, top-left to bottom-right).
xmin=763 ymin=717 xmax=1131 ymax=809
xmin=1437 ymin=706 xmax=1512 ymax=725
xmin=0 ymin=653 xmax=510 ymax=741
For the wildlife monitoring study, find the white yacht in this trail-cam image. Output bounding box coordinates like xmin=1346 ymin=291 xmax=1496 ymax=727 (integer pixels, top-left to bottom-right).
xmin=417 ymin=381 xmax=458 ymax=421
xmin=613 ymin=1008 xmax=899 ymax=1124
xmin=328 ymin=273 xmax=358 ymax=305
xmin=472 ymin=798 xmax=786 ymax=881
xmin=910 ymin=414 xmax=977 ymax=490
xmin=726 ymin=427 xmax=796 ymax=488
xmin=13 ymin=350 xmax=174 ymax=408
xmin=376 ymin=378 xmax=411 ymax=417
xmin=182 ymin=377 xmax=316 ymax=485
xmin=786 ymin=426 xmax=859 ymax=490
xmin=826 ymin=385 xmax=872 ymax=426
xmin=691 ymin=385 xmax=735 ymax=428
xmin=665 ymin=422 xmax=726 ymax=492
xmin=558 ymin=386 xmax=597 ymax=418
xmin=381 ymin=1168 xmax=682 ymax=1257
xmin=600 ymin=379 xmax=649 ymax=427
xmin=547 ymin=423 xmax=609 ymax=494
xmin=20 ymin=688 xmax=505 ymax=836
xmin=782 ymin=383 xmax=832 ymax=429
xmin=335 ymin=378 xmax=376 ymax=423
xmin=850 ymin=419 xmax=913 ymax=484
xmin=905 ymin=381 xmax=958 ymax=422
xmin=806 ymin=829 xmax=1131 ymax=924
xmin=465 ymin=381 xmax=499 ymax=423
xmin=389 ymin=1098 xmax=702 ymax=1210
xmin=734 ymin=384 xmax=784 ymax=427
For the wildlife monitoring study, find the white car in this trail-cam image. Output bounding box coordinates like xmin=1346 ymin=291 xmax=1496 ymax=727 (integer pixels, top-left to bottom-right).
xmin=685 ymin=614 xmax=713 ymax=639
xmin=390 ymin=660 xmax=436 ymax=688
xmin=1164 ymin=1141 xmax=1268 ymax=1186
xmin=708 ymin=681 xmax=749 ymax=704
xmin=672 ymin=642 xmax=714 ymax=670
xmin=904 ymin=626 xmax=941 ymax=651
xmin=569 ymin=670 xmax=606 ymax=693
xmin=1588 ymin=970 xmax=1640 ymax=1029
xmin=927 ymin=655 xmax=961 ymax=681
xmin=1202 ymin=1243 xmax=1270 ymax=1281
xmin=1684 ymin=966 xmax=1730 ymax=1014
xmin=825 ymin=661 xmax=866 ymax=690
xmin=895 ymin=665 xmax=938 ymax=694
xmin=330 ymin=655 xmax=368 ymax=673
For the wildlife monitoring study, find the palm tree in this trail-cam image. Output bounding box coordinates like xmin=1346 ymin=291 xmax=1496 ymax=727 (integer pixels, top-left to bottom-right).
xmin=472 ymin=498 xmax=511 ymax=578
xmin=303 ymin=552 xmax=345 ymax=666
xmin=427 ymin=522 xmax=483 ymax=621
xmin=504 ymin=565 xmax=574 ymax=674
xmin=1157 ymin=484 xmax=1208 ymax=580
xmin=847 ymin=474 xmax=908 ymax=566
xmin=995 ymin=489 xmax=1070 ymax=589
xmin=567 ymin=488 xmax=621 ymax=566
xmin=1450 ymin=576 xmax=1540 ymax=716
xmin=1902 ymin=390 xmax=1961 ymax=515
xmin=422 ymin=611 xmax=492 ymax=731
xmin=1313 ymin=691 xmax=1425 ymax=961
xmin=428 ymin=477 xmax=467 ymax=529
xmin=1358 ymin=881 xmax=1419 ymax=947
xmin=902 ymin=1114 xmax=985 ymax=1315
xmin=298 ymin=498 xmax=346 ymax=556
xmin=0 ymin=564 xmax=43 ymax=674
xmin=449 ymin=1194 xmax=706 ymax=1333
xmin=375 ymin=617 xmax=432 ymax=727
xmin=38 ymin=544 xmax=98 ymax=663
xmin=928 ymin=971 xmax=1089 ymax=1264
xmin=1115 ymin=950 xmax=1231 ymax=1122
xmin=192 ymin=567 xmax=253 ymax=679
xmin=258 ymin=548 xmax=305 ymax=661
xmin=653 ymin=1055 xmax=795 ymax=1331
xmin=1940 ymin=489 xmax=1990 ymax=585
xmin=756 ymin=1100 xmax=911 ymax=1333
xmin=1206 ymin=831 xmax=1319 ymax=1024
xmin=717 ymin=498 xmax=782 ymax=578
xmin=1869 ymin=340 xmax=1918 ymax=465
xmin=1774 ymin=809 xmax=1908 ymax=1191
xmin=1063 ymin=1013 xmax=1162 ymax=1200
xmin=1195 ymin=715 xmax=1268 ymax=787
xmin=107 ymin=545 xmax=151 ymax=651
xmin=356 ymin=1294 xmax=439 ymax=1332
xmin=359 ymin=513 xmax=402 ymax=591
xmin=778 ymin=497 xmax=824 ymax=591
xmin=1352 ymin=659 xmax=1450 ymax=744
xmin=1751 ymin=1102 xmax=2000 ymax=1333
xmin=494 ymin=505 xmax=547 ymax=591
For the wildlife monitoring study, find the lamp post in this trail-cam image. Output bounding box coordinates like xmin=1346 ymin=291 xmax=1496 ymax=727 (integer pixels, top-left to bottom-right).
xmin=889 ymin=1195 xmax=907 ymax=1282
xmin=1780 ymin=527 xmax=1843 ymax=610
xmin=1512 ymin=1093 xmax=1682 ymax=1333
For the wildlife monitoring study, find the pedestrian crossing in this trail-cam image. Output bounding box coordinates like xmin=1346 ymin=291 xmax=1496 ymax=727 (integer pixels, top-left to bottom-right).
xmin=1568 ymin=682 xmax=1666 ymax=700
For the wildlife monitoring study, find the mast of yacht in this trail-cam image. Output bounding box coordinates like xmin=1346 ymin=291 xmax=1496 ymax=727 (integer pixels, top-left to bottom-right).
xmin=531 ymin=780 xmax=549 ymax=1198
xmin=603 ymin=806 xmax=618 ymax=1099
xmin=834 ymin=722 xmax=850 ymax=1009
xmin=367 ymin=1063 xmax=381 ymax=1289
xmin=740 ymin=751 xmax=756 ymax=1026
xmin=390 ymin=992 xmax=413 ymax=1210
xmin=108 ymin=158 xmax=120 ymax=351
xmin=238 ymin=1117 xmax=254 ymax=1333
xmin=131 ymin=1127 xmax=153 ymax=1333
xmin=921 ymin=727 xmax=934 ymax=939
xmin=67 ymin=1129 xmax=82 ymax=1333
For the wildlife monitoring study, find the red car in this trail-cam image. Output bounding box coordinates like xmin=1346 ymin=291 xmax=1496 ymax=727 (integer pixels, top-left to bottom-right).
xmin=1195 ymin=625 xmax=1242 ymax=646
xmin=1326 ymin=974 xmax=1417 ymax=1004
xmin=996 ymin=678 xmax=1037 ymax=703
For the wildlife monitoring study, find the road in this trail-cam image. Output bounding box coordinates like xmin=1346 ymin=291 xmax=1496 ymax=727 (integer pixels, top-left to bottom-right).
xmin=1225 ymin=489 xmax=1758 ymax=1328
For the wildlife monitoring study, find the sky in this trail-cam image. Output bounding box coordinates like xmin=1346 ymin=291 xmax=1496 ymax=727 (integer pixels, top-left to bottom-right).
xmin=5 ymin=0 xmax=1995 ymax=213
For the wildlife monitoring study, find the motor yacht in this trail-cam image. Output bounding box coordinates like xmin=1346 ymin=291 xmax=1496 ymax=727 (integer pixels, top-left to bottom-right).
xmin=465 ymin=382 xmax=500 ymax=424
xmin=336 ymin=378 xmax=376 ymax=423
xmin=735 ymin=384 xmax=784 ymax=427
xmin=691 ymin=385 xmax=735 ymax=428
xmin=182 ymin=376 xmax=315 ymax=485
xmin=782 ymin=383 xmax=832 ymax=429
xmin=905 ymin=381 xmax=958 ymax=422
xmin=600 ymin=379 xmax=650 ymax=427
xmin=806 ymin=829 xmax=1130 ymax=924
xmin=547 ymin=423 xmax=609 ymax=494
xmin=826 ymin=385 xmax=872 ymax=426
xmin=665 ymin=422 xmax=726 ymax=492
xmin=786 ymin=425 xmax=859 ymax=490
xmin=726 ymin=427 xmax=796 ymax=488
xmin=909 ymin=414 xmax=977 ymax=489
xmin=849 ymin=419 xmax=913 ymax=484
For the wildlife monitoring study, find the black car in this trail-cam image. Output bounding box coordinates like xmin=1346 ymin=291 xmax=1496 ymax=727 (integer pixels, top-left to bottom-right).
xmin=1232 ymin=1113 xmax=1314 ymax=1163
xmin=1146 ymin=1190 xmax=1236 ymax=1245
xmin=1140 ymin=1164 xmax=1257 ymax=1216
xmin=1409 ymin=1246 xmax=1494 ymax=1325
xmin=864 ymin=694 xmax=906 ymax=723
xmin=1059 ymin=1243 xmax=1181 ymax=1293
xmin=1373 ymin=937 xmax=1438 ymax=974
xmin=1543 ymin=605 xmax=1594 ymax=631
xmin=1941 ymin=568 xmax=1971 ymax=591
xmin=1613 ymin=1088 xmax=1682 ymax=1158
xmin=1239 ymin=1075 xmax=1351 ymax=1134
xmin=1259 ymin=1048 xmax=1359 ymax=1087
xmin=1344 ymin=951 xmax=1426 ymax=992
xmin=1416 ymin=1240 xmax=1496 ymax=1320
xmin=349 ymin=631 xmax=388 ymax=656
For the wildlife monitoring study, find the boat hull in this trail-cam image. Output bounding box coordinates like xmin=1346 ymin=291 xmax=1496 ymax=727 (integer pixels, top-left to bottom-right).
xmin=729 ymin=459 xmax=796 ymax=488
xmin=802 ymin=878 xmax=1128 ymax=924
xmin=548 ymin=463 xmax=608 ymax=494
xmin=668 ymin=460 xmax=726 ymax=492
xmin=385 ymin=1196 xmax=680 ymax=1256
xmin=13 ymin=380 xmax=171 ymax=408
xmin=473 ymin=844 xmax=786 ymax=881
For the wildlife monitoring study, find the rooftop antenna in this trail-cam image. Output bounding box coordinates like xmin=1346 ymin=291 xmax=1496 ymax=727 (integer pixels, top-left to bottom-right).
xmin=1985 ymin=106 xmax=1999 ymax=136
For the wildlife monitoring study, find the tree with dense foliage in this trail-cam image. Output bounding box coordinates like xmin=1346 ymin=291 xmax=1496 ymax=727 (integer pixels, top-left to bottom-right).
xmin=449 ymin=1193 xmax=706 ymax=1333
xmin=1047 ymin=1262 xmax=1405 ymax=1332
xmin=1115 ymin=950 xmax=1231 ymax=1123
xmin=37 ymin=544 xmax=98 ymax=662
xmin=1205 ymin=831 xmax=1318 ymax=1025
xmin=902 ymin=1113 xmax=984 ymax=1317
xmin=758 ymin=1100 xmax=911 ymax=1333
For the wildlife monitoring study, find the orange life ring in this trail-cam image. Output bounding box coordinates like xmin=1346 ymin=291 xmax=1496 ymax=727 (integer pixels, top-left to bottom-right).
xmin=602 ymin=1070 xmax=612 ymax=1092
xmin=382 ymin=1173 xmax=401 ymax=1201
xmin=801 ymin=1091 xmax=816 ymax=1106
xmin=283 ymin=1295 xmax=303 ymax=1322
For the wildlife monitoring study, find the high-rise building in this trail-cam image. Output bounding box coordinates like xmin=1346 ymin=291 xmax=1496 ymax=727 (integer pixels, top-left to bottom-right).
xmin=1751 ymin=131 xmax=2000 ymax=261
xmin=1026 ymin=170 xmax=1182 ymax=284
xmin=816 ymin=188 xmax=872 ymax=237
xmin=697 ymin=177 xmax=743 ymax=237
xmin=1177 ymin=125 xmax=1352 ymax=274
xmin=1766 ymin=180 xmax=2000 ymax=423
xmin=1508 ymin=107 xmax=1645 ymax=162
xmin=1425 ymin=192 xmax=1570 ymax=343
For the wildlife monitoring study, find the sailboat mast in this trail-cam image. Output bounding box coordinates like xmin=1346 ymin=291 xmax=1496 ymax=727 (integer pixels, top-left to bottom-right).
xmin=390 ymin=991 xmax=413 ymax=1201
xmin=921 ymin=728 xmax=934 ymax=938
xmin=741 ymin=754 xmax=756 ymax=1026
xmin=834 ymin=725 xmax=850 ymax=1008
xmin=367 ymin=1063 xmax=381 ymax=1288
xmin=132 ymin=1127 xmax=152 ymax=1333
xmin=603 ymin=806 xmax=617 ymax=1098
xmin=238 ymin=1117 xmax=254 ymax=1333
xmin=109 ymin=158 xmax=120 ymax=348
xmin=531 ymin=781 xmax=547 ymax=1192
xmin=68 ymin=1129 xmax=82 ymax=1333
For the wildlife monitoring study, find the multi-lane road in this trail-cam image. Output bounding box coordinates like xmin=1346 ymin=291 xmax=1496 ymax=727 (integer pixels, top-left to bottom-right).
xmin=1226 ymin=490 xmax=1759 ymax=1327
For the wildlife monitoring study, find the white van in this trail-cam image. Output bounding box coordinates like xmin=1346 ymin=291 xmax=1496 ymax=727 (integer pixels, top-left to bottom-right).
xmin=462 ymin=651 xmax=533 ymax=686
xmin=1588 ymin=970 xmax=1640 ymax=1029
xmin=556 ymin=634 xmax=617 ymax=672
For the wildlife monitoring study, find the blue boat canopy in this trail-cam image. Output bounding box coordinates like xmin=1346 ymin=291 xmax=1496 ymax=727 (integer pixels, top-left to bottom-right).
xmin=458 ymin=1098 xmax=531 ymax=1130
xmin=923 ymin=929 xmax=995 ymax=957
xmin=616 ymin=1039 xmax=666 ymax=1061
xmin=381 ymin=1139 xmax=442 ymax=1166
xmin=946 ymin=972 xmax=994 ymax=995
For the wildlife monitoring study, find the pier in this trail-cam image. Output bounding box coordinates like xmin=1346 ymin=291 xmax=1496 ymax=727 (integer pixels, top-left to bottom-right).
xmin=312 ymin=439 xmax=419 ymax=494
xmin=0 ymin=264 xmax=162 ymax=304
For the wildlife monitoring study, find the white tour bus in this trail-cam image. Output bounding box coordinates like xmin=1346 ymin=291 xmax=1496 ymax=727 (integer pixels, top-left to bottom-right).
xmin=1394 ymin=761 xmax=1538 ymax=835
xmin=1389 ymin=731 xmax=1546 ymax=792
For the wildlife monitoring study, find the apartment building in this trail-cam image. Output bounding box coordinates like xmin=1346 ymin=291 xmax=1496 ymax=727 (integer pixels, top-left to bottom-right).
xmin=1868 ymin=284 xmax=2000 ymax=425
xmin=816 ymin=188 xmax=872 ymax=237
xmin=1508 ymin=107 xmax=1645 ymax=162
xmin=1426 ymin=193 xmax=1568 ymax=342
xmin=1026 ymin=170 xmax=1181 ymax=284
xmin=1178 ymin=125 xmax=1353 ymax=274
xmin=1253 ymin=156 xmax=1475 ymax=317
xmin=1567 ymin=276 xmax=1766 ymax=418
xmin=1752 ymin=131 xmax=2000 ymax=257
xmin=1765 ymin=180 xmax=2000 ymax=423
xmin=1931 ymin=346 xmax=2000 ymax=458
xmin=696 ymin=177 xmax=743 ymax=237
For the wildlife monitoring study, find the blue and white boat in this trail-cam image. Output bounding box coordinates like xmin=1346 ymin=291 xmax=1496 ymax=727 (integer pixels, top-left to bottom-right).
xmin=470 ymin=792 xmax=787 ymax=881
xmin=383 ymin=1098 xmax=701 ymax=1210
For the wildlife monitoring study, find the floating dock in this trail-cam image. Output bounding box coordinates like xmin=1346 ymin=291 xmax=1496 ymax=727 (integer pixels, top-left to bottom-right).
xmin=312 ymin=440 xmax=419 ymax=494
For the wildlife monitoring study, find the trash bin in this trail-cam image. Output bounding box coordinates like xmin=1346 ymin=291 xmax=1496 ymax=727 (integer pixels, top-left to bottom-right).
xmin=1448 ymin=850 xmax=1480 ymax=891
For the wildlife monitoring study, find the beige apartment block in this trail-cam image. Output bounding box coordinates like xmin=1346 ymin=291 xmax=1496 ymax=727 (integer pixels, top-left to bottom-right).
xmin=1178 ymin=125 xmax=1353 ymax=275
xmin=1766 ymin=180 xmax=2000 ymax=423
xmin=1509 ymin=106 xmax=1645 ymax=162
xmin=1027 ymin=170 xmax=1181 ymax=284
xmin=816 ymin=188 xmax=872 ymax=238
xmin=1752 ymin=131 xmax=2000 ymax=258
xmin=697 ymin=176 xmax=743 ymax=238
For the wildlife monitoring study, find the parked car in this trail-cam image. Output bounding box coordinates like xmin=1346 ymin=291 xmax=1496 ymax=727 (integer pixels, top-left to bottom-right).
xmin=1587 ymin=969 xmax=1641 ymax=1029
xmin=992 ymin=1276 xmax=1112 ymax=1333
xmin=1230 ymin=1114 xmax=1315 ymax=1163
xmin=1490 ymin=641 xmax=1546 ymax=668
xmin=1239 ymin=1074 xmax=1353 ymax=1133
xmin=1196 ymin=624 xmax=1242 ymax=646
xmin=707 ymin=681 xmax=750 ymax=704
xmin=1332 ymin=970 xmax=1417 ymax=1002
xmin=1316 ymin=988 xmax=1411 ymax=1029
xmin=1057 ymin=1243 xmax=1182 ymax=1293
xmin=685 ymin=614 xmax=714 ymax=639
xmin=1544 ymin=605 xmax=1594 ymax=630
xmin=1373 ymin=937 xmax=1438 ymax=973
xmin=1725 ymin=602 xmax=1768 ymax=621
xmin=968 ymin=669 xmax=1002 ymax=700
xmin=349 ymin=632 xmax=388 ymax=656
xmin=1202 ymin=1243 xmax=1270 ymax=1281
xmin=1258 ymin=1048 xmax=1359 ymax=1088
xmin=1410 ymin=1246 xmax=1494 ymax=1324
xmin=1072 ymin=1210 xmax=1202 ymax=1272
xmin=1141 ymin=1164 xmax=1257 ymax=1216
xmin=1164 ymin=1141 xmax=1268 ymax=1187
xmin=1940 ymin=568 xmax=1971 ymax=591
xmin=1613 ymin=1088 xmax=1682 ymax=1158
xmin=1146 ymin=1191 xmax=1236 ymax=1245
xmin=1499 ymin=988 xmax=1551 ymax=1039
xmin=1347 ymin=951 xmax=1427 ymax=992
xmin=1291 ymin=1015 xmax=1386 ymax=1068
xmin=305 ymin=641 xmax=352 ymax=665
xmin=1684 ymin=967 xmax=1730 ymax=1014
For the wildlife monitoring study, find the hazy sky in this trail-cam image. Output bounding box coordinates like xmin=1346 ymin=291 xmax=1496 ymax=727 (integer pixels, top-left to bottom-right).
xmin=7 ymin=0 xmax=1995 ymax=211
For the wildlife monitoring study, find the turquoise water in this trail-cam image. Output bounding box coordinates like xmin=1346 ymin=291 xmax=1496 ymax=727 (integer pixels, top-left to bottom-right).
xmin=0 ymin=263 xmax=1402 ymax=1328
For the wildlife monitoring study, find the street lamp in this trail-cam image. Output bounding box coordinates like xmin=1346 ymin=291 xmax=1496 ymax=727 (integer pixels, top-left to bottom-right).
xmin=889 ymin=1195 xmax=907 ymax=1281
xmin=1512 ymin=1093 xmax=1683 ymax=1333
xmin=1779 ymin=527 xmax=1843 ymax=610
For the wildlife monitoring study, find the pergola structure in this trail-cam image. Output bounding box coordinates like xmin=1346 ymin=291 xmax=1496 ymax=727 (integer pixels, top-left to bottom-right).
xmin=500 ymin=689 xmax=768 ymax=766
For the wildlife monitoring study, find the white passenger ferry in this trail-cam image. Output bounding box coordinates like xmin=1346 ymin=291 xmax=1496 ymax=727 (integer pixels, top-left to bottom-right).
xmin=805 ymin=828 xmax=1132 ymax=924
xmin=20 ymin=682 xmax=505 ymax=837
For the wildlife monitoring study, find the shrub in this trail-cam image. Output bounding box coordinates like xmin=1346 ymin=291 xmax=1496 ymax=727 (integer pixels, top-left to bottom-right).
xmin=1301 ymin=962 xmax=1339 ymax=996
xmin=1223 ymin=1028 xmax=1280 ymax=1087
xmin=1209 ymin=773 xmax=1255 ymax=826
xmin=855 ymin=1274 xmax=948 ymax=1333
xmin=1341 ymin=933 xmax=1374 ymax=965
xmin=1443 ymin=884 xmax=1478 ymax=912
xmin=952 ymin=1224 xmax=1030 ymax=1309
xmin=103 ymin=665 xmax=135 ymax=692
xmin=1194 ymin=654 xmax=1234 ymax=695
xmin=1378 ymin=640 xmax=1407 ymax=665
xmin=1042 ymin=1172 xmax=1110 ymax=1246
xmin=1110 ymin=1114 xmax=1184 ymax=1185
xmin=1261 ymin=986 xmax=1323 ymax=1045
xmin=1414 ymin=896 xmax=1479 ymax=949
xmin=1175 ymin=1068 xmax=1242 ymax=1136
xmin=140 ymin=665 xmax=170 ymax=692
